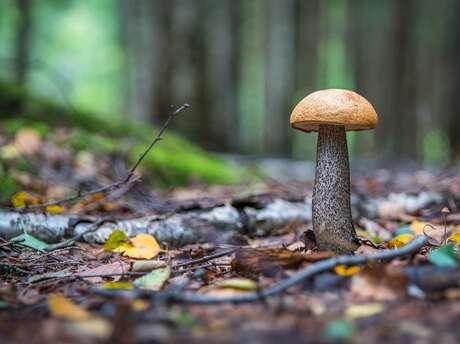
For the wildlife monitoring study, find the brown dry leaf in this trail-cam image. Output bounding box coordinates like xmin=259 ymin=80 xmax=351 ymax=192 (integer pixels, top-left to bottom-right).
xmin=78 ymin=261 xmax=130 ymax=283
xmin=15 ymin=128 xmax=42 ymax=155
xmin=132 ymin=260 xmax=167 ymax=272
xmin=48 ymin=294 xmax=89 ymax=321
xmin=350 ymin=265 xmax=408 ymax=301
xmin=231 ymin=247 xmax=305 ymax=276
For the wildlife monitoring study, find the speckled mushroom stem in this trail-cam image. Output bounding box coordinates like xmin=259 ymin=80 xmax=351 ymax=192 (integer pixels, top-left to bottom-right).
xmin=312 ymin=124 xmax=359 ymax=254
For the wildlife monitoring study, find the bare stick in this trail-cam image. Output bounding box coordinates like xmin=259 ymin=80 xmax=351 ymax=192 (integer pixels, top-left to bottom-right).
xmin=7 ymin=103 xmax=189 ymax=212
xmin=92 ymin=235 xmax=427 ymax=304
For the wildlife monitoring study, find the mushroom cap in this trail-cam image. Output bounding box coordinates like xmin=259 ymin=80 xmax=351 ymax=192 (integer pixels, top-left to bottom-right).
xmin=290 ymin=89 xmax=378 ymax=132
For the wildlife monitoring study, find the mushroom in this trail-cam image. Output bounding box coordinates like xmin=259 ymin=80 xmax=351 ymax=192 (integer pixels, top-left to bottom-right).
xmin=290 ymin=89 xmax=378 ymax=254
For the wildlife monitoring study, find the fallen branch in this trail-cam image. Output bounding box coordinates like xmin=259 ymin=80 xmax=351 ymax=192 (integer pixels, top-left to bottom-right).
xmin=5 ymin=103 xmax=189 ymax=212
xmin=91 ymin=235 xmax=427 ymax=304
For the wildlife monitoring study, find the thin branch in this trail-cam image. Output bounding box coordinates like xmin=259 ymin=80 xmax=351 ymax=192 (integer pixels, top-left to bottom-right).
xmin=7 ymin=103 xmax=189 ymax=212
xmin=91 ymin=235 xmax=427 ymax=304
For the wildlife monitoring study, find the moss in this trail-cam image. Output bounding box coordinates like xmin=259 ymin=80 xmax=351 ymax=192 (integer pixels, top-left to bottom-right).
xmin=0 ymin=81 xmax=250 ymax=186
xmin=0 ymin=164 xmax=20 ymax=201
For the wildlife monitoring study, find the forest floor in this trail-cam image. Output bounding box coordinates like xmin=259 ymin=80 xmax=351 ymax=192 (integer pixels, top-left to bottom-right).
xmin=1 ymin=127 xmax=460 ymax=343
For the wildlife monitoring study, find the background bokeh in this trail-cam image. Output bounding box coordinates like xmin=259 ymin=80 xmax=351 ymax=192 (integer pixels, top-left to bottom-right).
xmin=0 ymin=0 xmax=458 ymax=165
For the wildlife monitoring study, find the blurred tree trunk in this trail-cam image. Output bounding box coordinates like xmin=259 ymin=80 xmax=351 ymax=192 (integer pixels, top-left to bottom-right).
xmin=204 ymin=0 xmax=240 ymax=151
xmin=15 ymin=0 xmax=31 ymax=87
xmin=238 ymin=0 xmax=266 ymax=154
xmin=445 ymin=0 xmax=460 ymax=162
xmin=119 ymin=0 xmax=172 ymax=123
xmin=371 ymin=0 xmax=417 ymax=162
xmin=264 ymin=0 xmax=296 ymax=156
xmin=290 ymin=0 xmax=319 ymax=160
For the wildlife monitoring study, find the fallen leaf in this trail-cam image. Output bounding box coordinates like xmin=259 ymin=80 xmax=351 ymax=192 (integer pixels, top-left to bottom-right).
xmin=45 ymin=204 xmax=66 ymax=214
xmin=67 ymin=317 xmax=112 ymax=340
xmin=334 ymin=265 xmax=360 ymax=276
xmin=447 ymin=232 xmax=460 ymax=245
xmin=428 ymin=245 xmax=458 ymax=267
xmin=11 ymin=233 xmax=48 ymax=250
xmin=134 ymin=266 xmax=171 ymax=290
xmin=78 ymin=261 xmax=130 ymax=283
xmin=323 ymin=319 xmax=355 ymax=342
xmin=48 ymin=294 xmax=89 ymax=321
xmin=350 ymin=265 xmax=408 ymax=301
xmin=103 ymin=230 xmax=130 ymax=252
xmin=11 ymin=191 xmax=40 ymax=208
xmin=214 ymin=278 xmax=257 ymax=291
xmin=15 ymin=128 xmax=42 ymax=155
xmin=344 ymin=303 xmax=385 ymax=320
xmin=121 ymin=234 xmax=161 ymax=259
xmin=102 ymin=281 xmax=134 ymax=289
xmin=231 ymin=247 xmax=305 ymax=276
xmin=132 ymin=260 xmax=167 ymax=272
xmin=387 ymin=233 xmax=414 ymax=248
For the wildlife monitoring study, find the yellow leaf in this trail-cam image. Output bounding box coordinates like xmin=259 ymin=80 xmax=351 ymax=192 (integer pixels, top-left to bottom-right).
xmin=334 ymin=265 xmax=361 ymax=276
xmin=410 ymin=221 xmax=429 ymax=234
xmin=132 ymin=299 xmax=149 ymax=312
xmin=214 ymin=278 xmax=257 ymax=291
xmin=387 ymin=234 xmax=414 ymax=248
xmin=345 ymin=303 xmax=385 ymax=320
xmin=447 ymin=232 xmax=460 ymax=245
xmin=11 ymin=191 xmax=40 ymax=208
xmin=45 ymin=204 xmax=66 ymax=214
xmin=102 ymin=281 xmax=133 ymax=289
xmin=355 ymin=229 xmax=369 ymax=238
xmin=103 ymin=230 xmax=130 ymax=252
xmin=122 ymin=234 xmax=161 ymax=259
xmin=48 ymin=294 xmax=89 ymax=321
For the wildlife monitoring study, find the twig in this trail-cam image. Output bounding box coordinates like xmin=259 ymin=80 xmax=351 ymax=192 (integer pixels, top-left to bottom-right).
xmin=172 ymin=248 xmax=236 ymax=269
xmin=91 ymin=235 xmax=427 ymax=304
xmin=45 ymin=218 xmax=111 ymax=252
xmin=9 ymin=103 xmax=189 ymax=212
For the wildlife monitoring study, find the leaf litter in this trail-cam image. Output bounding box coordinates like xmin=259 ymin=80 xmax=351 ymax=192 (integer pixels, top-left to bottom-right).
xmin=1 ymin=125 xmax=460 ymax=343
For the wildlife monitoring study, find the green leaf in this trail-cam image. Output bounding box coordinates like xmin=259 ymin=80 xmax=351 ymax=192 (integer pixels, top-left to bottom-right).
xmin=11 ymin=233 xmax=48 ymax=250
xmin=103 ymin=230 xmax=129 ymax=252
xmin=134 ymin=266 xmax=171 ymax=290
xmin=324 ymin=319 xmax=355 ymax=342
xmin=428 ymin=244 xmax=458 ymax=267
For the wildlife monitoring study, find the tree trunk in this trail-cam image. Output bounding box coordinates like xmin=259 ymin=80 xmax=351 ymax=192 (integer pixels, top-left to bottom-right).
xmin=15 ymin=0 xmax=32 ymax=87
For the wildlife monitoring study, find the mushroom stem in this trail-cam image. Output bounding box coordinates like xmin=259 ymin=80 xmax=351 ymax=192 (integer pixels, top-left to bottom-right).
xmin=312 ymin=124 xmax=359 ymax=254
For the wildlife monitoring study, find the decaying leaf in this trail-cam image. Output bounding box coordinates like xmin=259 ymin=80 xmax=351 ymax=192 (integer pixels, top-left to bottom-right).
xmin=214 ymin=278 xmax=257 ymax=291
xmin=102 ymin=281 xmax=134 ymax=289
xmin=78 ymin=261 xmax=130 ymax=283
xmin=350 ymin=265 xmax=408 ymax=301
xmin=344 ymin=303 xmax=385 ymax=320
xmin=231 ymin=247 xmax=333 ymax=276
xmin=48 ymin=294 xmax=89 ymax=321
xmin=132 ymin=260 xmax=167 ymax=272
xmin=199 ymin=278 xmax=257 ymax=297
xmin=134 ymin=266 xmax=171 ymax=290
xmin=15 ymin=128 xmax=42 ymax=155
xmin=45 ymin=204 xmax=66 ymax=214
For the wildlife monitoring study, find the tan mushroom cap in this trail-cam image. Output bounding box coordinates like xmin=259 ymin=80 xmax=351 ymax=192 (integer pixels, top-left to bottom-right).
xmin=290 ymin=89 xmax=378 ymax=132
